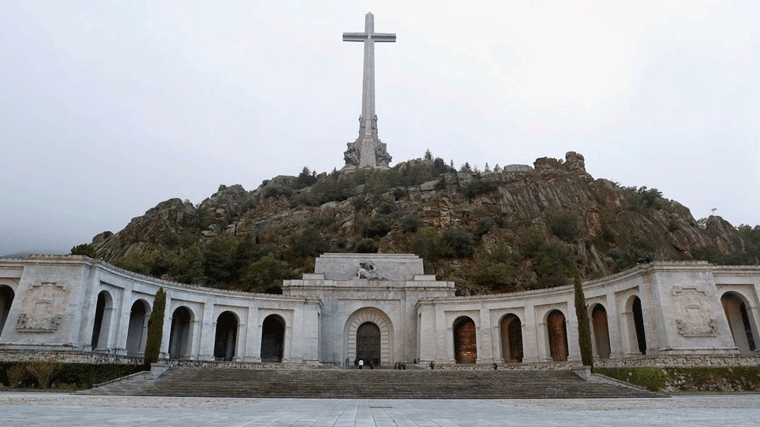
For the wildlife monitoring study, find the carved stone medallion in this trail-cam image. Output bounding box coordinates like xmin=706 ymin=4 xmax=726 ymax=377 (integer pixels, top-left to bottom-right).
xmin=671 ymin=287 xmax=717 ymax=337
xmin=16 ymin=282 xmax=66 ymax=333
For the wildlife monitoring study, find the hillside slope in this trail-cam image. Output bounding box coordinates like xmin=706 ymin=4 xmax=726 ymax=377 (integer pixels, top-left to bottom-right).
xmin=81 ymin=152 xmax=754 ymax=294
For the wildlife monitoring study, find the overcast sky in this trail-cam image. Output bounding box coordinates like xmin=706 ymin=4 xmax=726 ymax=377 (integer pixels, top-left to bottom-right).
xmin=1 ymin=0 xmax=758 ymax=256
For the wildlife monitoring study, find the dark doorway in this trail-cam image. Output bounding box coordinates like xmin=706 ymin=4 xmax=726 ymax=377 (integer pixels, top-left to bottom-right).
xmin=547 ymin=310 xmax=568 ymax=362
xmin=91 ymin=291 xmax=113 ymax=350
xmin=126 ymin=300 xmax=150 ymax=357
xmin=169 ymin=306 xmax=192 ymax=359
xmin=0 ymin=286 xmax=15 ymax=338
xmin=591 ymin=304 xmax=611 ymax=359
xmin=454 ymin=317 xmax=477 ymax=363
xmin=260 ymin=315 xmax=285 ymax=362
xmin=356 ymin=322 xmax=381 ymax=367
xmin=214 ymin=311 xmax=238 ymax=361
xmin=500 ymin=314 xmax=523 ymax=362
xmin=632 ymin=297 xmax=647 ymax=354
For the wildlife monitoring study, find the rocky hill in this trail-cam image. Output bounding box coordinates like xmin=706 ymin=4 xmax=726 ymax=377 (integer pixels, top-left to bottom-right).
xmin=77 ymin=152 xmax=757 ymax=295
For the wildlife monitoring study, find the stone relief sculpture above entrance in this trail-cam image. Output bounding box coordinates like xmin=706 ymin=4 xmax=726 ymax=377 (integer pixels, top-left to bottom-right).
xmin=355 ymin=261 xmax=385 ymax=280
xmin=16 ymin=282 xmax=66 ymax=333
xmin=672 ymin=287 xmax=718 ymax=337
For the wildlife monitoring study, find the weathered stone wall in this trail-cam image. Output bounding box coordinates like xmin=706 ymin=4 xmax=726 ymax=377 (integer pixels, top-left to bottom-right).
xmin=596 ymin=355 xmax=760 ymax=368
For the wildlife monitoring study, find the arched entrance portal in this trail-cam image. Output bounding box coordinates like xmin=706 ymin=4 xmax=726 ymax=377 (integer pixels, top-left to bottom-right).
xmin=214 ymin=311 xmax=239 ymax=361
xmin=91 ymin=291 xmax=114 ymax=350
xmin=0 ymin=285 xmax=15 ymax=338
xmin=591 ymin=304 xmax=611 ymax=359
xmin=500 ymin=314 xmax=523 ymax=362
xmin=356 ymin=322 xmax=381 ymax=367
xmin=125 ymin=300 xmax=150 ymax=357
xmin=169 ymin=306 xmax=193 ymax=359
xmin=547 ymin=310 xmax=568 ymax=362
xmin=345 ymin=307 xmax=393 ymax=367
xmin=454 ymin=316 xmax=477 ymax=363
xmin=260 ymin=314 xmax=285 ymax=362
xmin=722 ymin=292 xmax=757 ymax=353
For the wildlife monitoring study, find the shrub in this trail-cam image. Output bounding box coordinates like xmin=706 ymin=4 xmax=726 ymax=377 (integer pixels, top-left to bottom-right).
xmin=0 ymin=362 xmax=145 ymax=389
xmin=362 ymin=218 xmax=392 ymax=239
xmin=70 ymin=243 xmax=95 ymax=257
xmin=464 ymin=180 xmax=497 ymax=199
xmin=402 ymin=215 xmax=423 ymax=233
xmin=143 ymin=287 xmax=166 ymax=368
xmin=353 ymin=238 xmax=379 ymax=253
xmin=241 ymin=254 xmax=296 ymax=292
xmin=474 ymin=217 xmax=497 ymax=237
xmin=531 ymin=241 xmax=576 ymax=288
xmin=25 ymin=358 xmax=62 ymax=388
xmin=7 ymin=364 xmax=27 ymax=388
xmin=471 ymin=261 xmax=515 ymax=290
xmin=548 ymin=210 xmax=580 ymax=243
xmin=377 ymin=202 xmax=397 ymax=215
xmin=287 ymin=227 xmax=329 ymax=262
xmin=574 ymin=276 xmax=593 ymax=367
xmin=438 ymin=229 xmax=476 ymax=258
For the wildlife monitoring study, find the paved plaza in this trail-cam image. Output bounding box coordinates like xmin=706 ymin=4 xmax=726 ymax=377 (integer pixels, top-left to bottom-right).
xmin=0 ymin=393 xmax=759 ymax=426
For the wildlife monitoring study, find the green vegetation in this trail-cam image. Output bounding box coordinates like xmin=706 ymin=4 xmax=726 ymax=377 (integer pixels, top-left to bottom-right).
xmin=90 ymin=154 xmax=759 ymax=296
xmin=143 ymin=287 xmax=166 ymax=368
xmin=594 ymin=367 xmax=760 ymax=392
xmin=0 ymin=362 xmax=145 ymax=389
xmin=574 ymin=276 xmax=593 ymax=367
xmin=548 ymin=210 xmax=580 ymax=243
xmin=70 ymin=243 xmax=95 ymax=257
xmin=694 ymin=224 xmax=760 ymax=265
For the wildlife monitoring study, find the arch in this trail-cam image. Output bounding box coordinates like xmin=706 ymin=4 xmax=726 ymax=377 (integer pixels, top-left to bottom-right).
xmin=260 ymin=314 xmax=285 ymax=362
xmin=91 ymin=290 xmax=114 ymax=350
xmin=499 ymin=314 xmax=523 ymax=362
xmin=214 ymin=311 xmax=239 ymax=361
xmin=168 ymin=306 xmax=193 ymax=360
xmin=125 ymin=299 xmax=151 ymax=357
xmin=0 ymin=285 xmax=15 ymax=338
xmin=591 ymin=304 xmax=611 ymax=359
xmin=626 ymin=296 xmax=647 ymax=355
xmin=546 ymin=310 xmax=568 ymax=362
xmin=454 ymin=316 xmax=477 ymax=363
xmin=721 ymin=292 xmax=757 ymax=354
xmin=345 ymin=307 xmax=393 ymax=367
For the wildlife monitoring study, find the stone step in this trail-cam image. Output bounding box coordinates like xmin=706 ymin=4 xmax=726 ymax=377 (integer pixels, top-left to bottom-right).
xmin=121 ymin=368 xmax=658 ymax=399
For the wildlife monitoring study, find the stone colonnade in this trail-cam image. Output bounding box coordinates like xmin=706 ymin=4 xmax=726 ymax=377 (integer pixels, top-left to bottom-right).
xmin=0 ymin=256 xmax=758 ymax=366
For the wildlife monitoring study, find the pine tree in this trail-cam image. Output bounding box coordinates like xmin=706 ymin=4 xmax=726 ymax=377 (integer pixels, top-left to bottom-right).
xmin=574 ymin=276 xmax=594 ymax=367
xmin=143 ymin=287 xmax=166 ymax=368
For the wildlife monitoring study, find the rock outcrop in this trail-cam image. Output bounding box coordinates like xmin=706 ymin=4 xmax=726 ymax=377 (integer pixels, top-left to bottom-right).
xmin=88 ymin=152 xmax=749 ymax=291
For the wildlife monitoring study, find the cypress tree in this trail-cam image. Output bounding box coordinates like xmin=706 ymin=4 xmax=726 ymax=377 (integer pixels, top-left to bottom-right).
xmin=574 ymin=276 xmax=594 ymax=367
xmin=143 ymin=287 xmax=166 ymax=369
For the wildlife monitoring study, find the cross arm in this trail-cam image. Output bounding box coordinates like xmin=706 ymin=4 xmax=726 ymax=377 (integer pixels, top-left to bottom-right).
xmin=372 ymin=33 xmax=396 ymax=42
xmin=343 ymin=32 xmax=367 ymax=42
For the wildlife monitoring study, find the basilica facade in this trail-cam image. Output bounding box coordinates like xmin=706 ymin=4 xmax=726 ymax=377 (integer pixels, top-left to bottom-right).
xmin=0 ymin=254 xmax=758 ymax=366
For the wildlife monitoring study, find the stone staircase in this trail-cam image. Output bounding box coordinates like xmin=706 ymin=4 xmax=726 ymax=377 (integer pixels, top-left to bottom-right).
xmin=92 ymin=367 xmax=659 ymax=399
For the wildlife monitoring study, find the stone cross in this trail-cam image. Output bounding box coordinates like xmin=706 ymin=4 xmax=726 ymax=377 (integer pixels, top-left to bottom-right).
xmin=343 ymin=12 xmax=394 ymax=169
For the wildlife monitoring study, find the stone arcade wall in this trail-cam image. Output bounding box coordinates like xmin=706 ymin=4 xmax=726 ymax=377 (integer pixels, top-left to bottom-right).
xmin=0 ymin=255 xmax=759 ymax=368
xmin=0 ymin=256 xmax=321 ymax=364
xmin=419 ymin=262 xmax=760 ymax=366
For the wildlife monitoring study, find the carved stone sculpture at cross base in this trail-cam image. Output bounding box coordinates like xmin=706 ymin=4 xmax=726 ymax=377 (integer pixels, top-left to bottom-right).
xmin=342 ymin=13 xmax=394 ymax=169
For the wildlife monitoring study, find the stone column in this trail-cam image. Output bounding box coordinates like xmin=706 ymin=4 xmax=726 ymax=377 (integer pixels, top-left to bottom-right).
xmin=478 ymin=307 xmax=493 ymax=363
xmin=198 ymin=304 xmax=214 ymax=361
